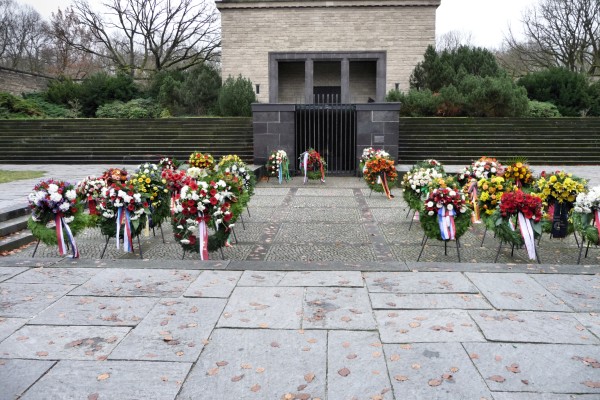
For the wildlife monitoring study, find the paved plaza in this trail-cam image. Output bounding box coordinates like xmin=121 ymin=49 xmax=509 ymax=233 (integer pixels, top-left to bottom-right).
xmin=0 ymin=164 xmax=599 ymax=399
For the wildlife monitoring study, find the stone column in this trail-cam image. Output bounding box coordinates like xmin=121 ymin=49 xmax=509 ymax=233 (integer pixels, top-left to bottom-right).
xmin=269 ymin=58 xmax=279 ymax=103
xmin=376 ymin=57 xmax=386 ymax=102
xmin=341 ymin=58 xmax=350 ymax=103
xmin=304 ymin=58 xmax=314 ymax=104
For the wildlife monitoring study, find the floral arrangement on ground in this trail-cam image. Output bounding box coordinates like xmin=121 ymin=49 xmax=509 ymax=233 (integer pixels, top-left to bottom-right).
xmin=267 ymin=150 xmax=290 ymax=181
xmin=188 ymin=151 xmax=215 ymax=169
xmin=27 ymin=179 xmax=87 ymax=254
xmin=491 ymin=191 xmax=543 ymax=247
xmin=363 ymin=156 xmax=397 ymax=193
xmin=300 ymin=148 xmax=326 ymax=181
xmin=401 ymin=166 xmax=445 ymax=211
xmin=572 ymin=186 xmax=600 ymax=245
xmin=420 ymin=187 xmax=472 ymax=240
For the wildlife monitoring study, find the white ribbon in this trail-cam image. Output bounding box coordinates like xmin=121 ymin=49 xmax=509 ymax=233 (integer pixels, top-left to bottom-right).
xmin=302 ymin=152 xmax=309 ymax=183
xmin=517 ymin=212 xmax=536 ymax=261
xmin=198 ymin=218 xmax=208 ymax=260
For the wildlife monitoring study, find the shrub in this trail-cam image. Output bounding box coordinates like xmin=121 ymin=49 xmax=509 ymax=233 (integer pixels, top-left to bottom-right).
xmin=527 ymin=100 xmax=561 ymax=118
xmin=0 ymin=92 xmax=43 ymax=118
xmin=460 ymin=75 xmax=529 ymax=117
xmin=22 ymin=93 xmax=73 ymax=118
xmin=392 ymin=89 xmax=442 ymax=117
xmin=517 ymin=68 xmax=591 ymax=117
xmin=45 ymin=77 xmax=82 ymax=106
xmin=78 ymin=72 xmax=139 ymax=117
xmin=95 ymin=98 xmax=165 ymax=118
xmin=218 ymin=75 xmax=256 ymax=117
xmin=587 ymin=80 xmax=600 ymax=117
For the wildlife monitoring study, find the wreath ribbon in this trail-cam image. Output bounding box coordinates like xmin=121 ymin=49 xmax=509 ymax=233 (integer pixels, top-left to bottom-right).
xmin=468 ymin=180 xmax=480 ymax=223
xmin=116 ymin=207 xmax=133 ymax=252
xmin=87 ymin=197 xmax=98 ymax=215
xmin=54 ymin=213 xmax=79 ymax=258
xmin=302 ymin=152 xmax=309 ymax=183
xmin=518 ymin=212 xmax=536 ymax=261
xmin=319 ymin=158 xmax=325 ymax=183
xmin=198 ymin=213 xmax=209 ymax=260
xmin=380 ymin=173 xmax=392 ymax=199
xmin=595 ymin=210 xmax=600 ymax=240
xmin=438 ymin=208 xmax=456 ymax=240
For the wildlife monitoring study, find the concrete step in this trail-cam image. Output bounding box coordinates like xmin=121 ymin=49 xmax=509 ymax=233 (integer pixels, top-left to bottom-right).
xmin=0 ymin=214 xmax=29 ymax=237
xmin=0 ymin=229 xmax=36 ymax=254
xmin=0 ymin=205 xmax=29 ymax=222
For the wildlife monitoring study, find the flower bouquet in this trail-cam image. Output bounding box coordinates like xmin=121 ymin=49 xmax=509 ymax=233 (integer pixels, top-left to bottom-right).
xmin=129 ymin=163 xmax=170 ymax=229
xmin=267 ymin=150 xmax=291 ymax=183
xmin=76 ymin=176 xmax=107 ymax=216
xmin=158 ymin=157 xmax=183 ymax=171
xmin=219 ymin=155 xmax=256 ymax=198
xmin=491 ymin=191 xmax=543 ymax=260
xmin=401 ymin=167 xmax=444 ymax=211
xmin=96 ymin=182 xmax=149 ymax=252
xmin=359 ymin=148 xmax=390 ymax=172
xmin=27 ymin=179 xmax=86 ymax=257
xmin=101 ymin=168 xmax=128 ymax=184
xmin=172 ymin=177 xmax=236 ymax=259
xmin=572 ymin=186 xmax=600 ymax=246
xmin=457 ymin=157 xmax=503 ymax=186
xmin=535 ymin=170 xmax=587 ymax=238
xmin=188 ymin=151 xmax=215 ymax=169
xmin=476 ymin=176 xmax=513 ymax=226
xmin=420 ymin=187 xmax=472 ymax=241
xmin=503 ymin=159 xmax=534 ymax=189
xmin=413 ymin=159 xmax=445 ymax=174
xmin=299 ymin=148 xmax=326 ymax=183
xmin=363 ymin=156 xmax=397 ymax=199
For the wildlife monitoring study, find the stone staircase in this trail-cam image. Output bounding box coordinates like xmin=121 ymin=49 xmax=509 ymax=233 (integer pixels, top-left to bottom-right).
xmin=0 ymin=204 xmax=34 ymax=254
xmin=398 ymin=117 xmax=600 ymax=165
xmin=0 ymin=118 xmax=254 ymax=164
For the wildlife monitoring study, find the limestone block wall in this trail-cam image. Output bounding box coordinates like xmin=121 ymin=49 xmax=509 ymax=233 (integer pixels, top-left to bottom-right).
xmin=0 ymin=67 xmax=53 ymax=95
xmin=278 ymin=62 xmax=305 ymax=103
xmin=218 ymin=0 xmax=439 ymax=103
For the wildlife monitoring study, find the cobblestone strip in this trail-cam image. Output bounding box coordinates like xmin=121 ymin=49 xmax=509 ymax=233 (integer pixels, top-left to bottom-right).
xmin=245 ymin=188 xmax=298 ymax=261
xmin=354 ymin=188 xmax=396 ymax=262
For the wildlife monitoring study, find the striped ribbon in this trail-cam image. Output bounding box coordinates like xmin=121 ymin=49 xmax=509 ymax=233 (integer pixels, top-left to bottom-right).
xmin=198 ymin=214 xmax=209 ymax=260
xmin=438 ymin=208 xmax=456 ymax=240
xmin=55 ymin=213 xmax=79 ymax=258
xmin=116 ymin=207 xmax=133 ymax=252
xmin=381 ymin=173 xmax=392 ymax=200
xmin=319 ymin=159 xmax=325 ymax=183
xmin=302 ymin=152 xmax=309 ymax=183
xmin=595 ymin=210 xmax=600 ymax=242
xmin=278 ymin=163 xmax=283 ymax=184
xmin=468 ymin=180 xmax=480 ymax=223
xmin=517 ymin=212 xmax=536 ymax=260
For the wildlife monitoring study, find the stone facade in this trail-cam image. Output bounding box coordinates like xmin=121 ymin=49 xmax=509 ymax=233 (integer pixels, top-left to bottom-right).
xmin=0 ymin=67 xmax=54 ymax=95
xmin=217 ymin=0 xmax=440 ymax=103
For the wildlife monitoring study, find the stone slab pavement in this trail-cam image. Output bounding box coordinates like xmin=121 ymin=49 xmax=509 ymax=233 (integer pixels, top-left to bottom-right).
xmin=1 ymin=257 xmax=600 ymax=399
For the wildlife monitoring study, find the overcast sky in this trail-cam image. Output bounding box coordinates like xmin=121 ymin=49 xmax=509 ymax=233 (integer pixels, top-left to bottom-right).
xmin=22 ymin=0 xmax=539 ymax=49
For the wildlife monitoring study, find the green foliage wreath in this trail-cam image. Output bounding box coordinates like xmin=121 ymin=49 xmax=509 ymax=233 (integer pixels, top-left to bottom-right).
xmin=572 ymin=212 xmax=599 ymax=246
xmin=419 ymin=209 xmax=472 ymax=241
xmin=27 ymin=213 xmax=89 ymax=246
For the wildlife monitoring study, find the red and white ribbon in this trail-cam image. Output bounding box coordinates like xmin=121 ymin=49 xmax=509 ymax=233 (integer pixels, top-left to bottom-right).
xmin=198 ymin=216 xmax=209 ymax=260
xmin=438 ymin=208 xmax=456 ymax=240
xmin=517 ymin=212 xmax=536 ymax=261
xmin=55 ymin=213 xmax=79 ymax=258
xmin=116 ymin=207 xmax=133 ymax=252
xmin=595 ymin=210 xmax=600 ymax=241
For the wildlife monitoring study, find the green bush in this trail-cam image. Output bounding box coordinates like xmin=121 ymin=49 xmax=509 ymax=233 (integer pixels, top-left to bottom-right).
xmin=0 ymin=92 xmax=43 ymax=118
xmin=22 ymin=93 xmax=73 ymax=118
xmin=460 ymin=75 xmax=529 ymax=117
xmin=527 ymin=100 xmax=561 ymax=118
xmin=587 ymin=81 xmax=600 ymax=117
xmin=45 ymin=77 xmax=82 ymax=106
xmin=78 ymin=72 xmax=139 ymax=117
xmin=436 ymin=85 xmax=467 ymax=116
xmin=218 ymin=75 xmax=256 ymax=117
xmin=95 ymin=98 xmax=165 ymax=119
xmin=389 ymin=89 xmax=440 ymax=117
xmin=517 ymin=68 xmax=591 ymax=117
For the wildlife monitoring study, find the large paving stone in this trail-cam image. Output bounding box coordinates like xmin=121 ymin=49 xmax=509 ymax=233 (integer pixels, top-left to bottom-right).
xmin=237 ymin=270 xmax=286 ymax=286
xmin=0 ymin=325 xmax=130 ymax=360
xmin=0 ymin=266 xmax=28 ymax=282
xmin=492 ymin=393 xmax=600 ymax=400
xmin=576 ymin=313 xmax=600 ymax=339
xmin=30 ymin=296 xmax=158 ymax=326
xmin=0 ymin=316 xmax=27 ymax=342
xmin=466 ymin=273 xmax=570 ymax=311
xmin=178 ymin=329 xmax=327 ymax=400
xmin=375 ymin=309 xmax=485 ymax=343
xmin=464 ymin=343 xmax=600 ymax=394
xmin=370 ymin=293 xmax=492 ymax=310
xmin=0 ymin=283 xmax=74 ymax=318
xmin=364 ymin=272 xmax=478 ymax=293
xmin=217 ymin=287 xmax=304 ymax=329
xmin=303 ymin=287 xmax=376 ymax=330
xmin=290 ymin=196 xmax=358 ymax=208
xmin=183 ymin=270 xmax=242 ymax=298
xmin=0 ymin=359 xmax=55 ymax=400
xmin=20 ymin=360 xmax=191 ymax=400
xmin=68 ymin=269 xmax=200 ymax=297
xmin=533 ymin=274 xmax=600 ymax=311
xmin=279 ymin=271 xmax=363 ymax=287
xmin=6 ymin=267 xmax=98 ymax=285
xmin=253 ymin=187 xmax=290 ymax=196
xmin=328 ymin=330 xmax=392 ymax=399
xmin=470 ymin=311 xmax=599 ymax=344
xmin=109 ymin=298 xmax=225 ymax=362
xmin=383 ymin=342 xmax=493 ymax=399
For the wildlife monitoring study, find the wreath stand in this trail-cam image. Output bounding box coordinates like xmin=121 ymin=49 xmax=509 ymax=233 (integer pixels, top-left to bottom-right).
xmin=181 ymin=243 xmax=226 ymax=260
xmin=576 ymin=213 xmax=599 ymax=264
xmin=479 ymin=226 xmax=497 ymax=247
xmin=404 ymin=209 xmax=419 ymax=231
xmin=100 ymin=234 xmax=143 ymax=259
xmin=417 ymin=235 xmax=462 ymax=262
xmin=31 ymin=238 xmax=70 ymax=258
xmin=493 ymin=240 xmax=541 ymax=264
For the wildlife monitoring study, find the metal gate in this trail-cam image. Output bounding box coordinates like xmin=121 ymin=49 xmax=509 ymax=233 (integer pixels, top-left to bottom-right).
xmin=295 ymin=95 xmax=357 ymax=174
